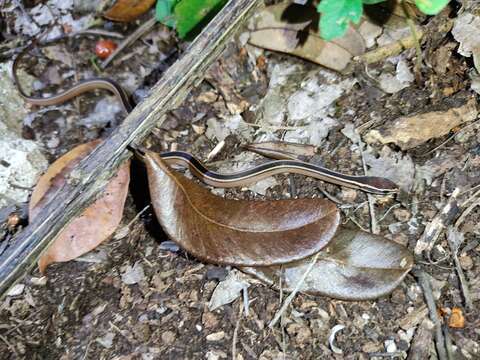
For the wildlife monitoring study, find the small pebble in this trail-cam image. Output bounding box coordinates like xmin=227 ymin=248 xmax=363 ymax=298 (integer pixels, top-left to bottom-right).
xmin=30 ymin=276 xmax=47 ymax=286
xmin=206 ymin=331 xmax=225 ymax=341
xmin=206 ymin=266 xmax=228 ymax=281
xmin=339 ymin=188 xmax=357 ymax=203
xmin=459 ymin=254 xmax=473 ymax=270
xmin=161 ymin=331 xmax=176 ymax=345
xmin=385 ymin=339 xmax=397 ymax=353
xmin=159 ymin=241 xmax=180 ymax=252
xmin=7 ymin=283 xmax=25 ymax=296
xmin=393 ymin=208 xmax=411 ymax=222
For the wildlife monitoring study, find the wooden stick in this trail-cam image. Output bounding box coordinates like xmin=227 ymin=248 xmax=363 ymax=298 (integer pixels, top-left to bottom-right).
xmin=446 ymin=227 xmax=473 ymax=311
xmin=100 ymin=16 xmax=157 ymax=69
xmin=0 ymin=0 xmax=262 ymax=297
xmin=414 ymin=188 xmax=461 ymax=255
xmin=413 ymin=269 xmax=448 ymax=360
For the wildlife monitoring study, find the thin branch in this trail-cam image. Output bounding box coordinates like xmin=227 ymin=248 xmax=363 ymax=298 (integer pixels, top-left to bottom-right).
xmin=413 ymin=269 xmax=448 ymax=360
xmin=414 ymin=188 xmax=461 ymax=256
xmin=446 ymin=227 xmax=473 ymax=311
xmin=101 ymin=16 xmax=158 ymax=69
xmin=268 ymin=252 xmax=319 ymax=328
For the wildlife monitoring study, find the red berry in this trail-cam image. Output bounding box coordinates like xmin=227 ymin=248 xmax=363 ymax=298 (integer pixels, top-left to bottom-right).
xmin=95 ymin=39 xmax=117 ymax=60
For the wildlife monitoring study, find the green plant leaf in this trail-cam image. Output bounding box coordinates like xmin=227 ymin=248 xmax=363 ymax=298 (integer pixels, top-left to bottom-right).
xmin=317 ymin=0 xmax=363 ymax=41
xmin=414 ymin=0 xmax=449 ymax=15
xmin=156 ymin=0 xmax=178 ymax=27
xmin=362 ymin=0 xmax=385 ymax=4
xmin=174 ymin=0 xmax=227 ymax=39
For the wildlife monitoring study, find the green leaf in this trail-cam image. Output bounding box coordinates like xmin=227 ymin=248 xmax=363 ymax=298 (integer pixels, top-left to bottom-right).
xmin=156 ymin=0 xmax=178 ymax=27
xmin=362 ymin=0 xmax=385 ymax=4
xmin=414 ymin=0 xmax=449 ymax=15
xmin=174 ymin=0 xmax=227 ymax=39
xmin=317 ymin=0 xmax=363 ymax=41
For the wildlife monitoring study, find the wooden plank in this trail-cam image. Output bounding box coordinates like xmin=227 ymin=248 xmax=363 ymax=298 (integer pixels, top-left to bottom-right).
xmin=0 ymin=0 xmax=262 ymax=297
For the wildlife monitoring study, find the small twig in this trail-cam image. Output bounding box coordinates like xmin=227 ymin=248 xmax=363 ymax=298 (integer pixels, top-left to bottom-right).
xmin=207 ymin=140 xmax=226 ymax=161
xmin=242 ymin=286 xmax=249 ymax=316
xmin=420 ymin=119 xmax=480 ymax=157
xmin=81 ymin=336 xmax=93 ymax=360
xmin=446 ymin=227 xmax=473 ymax=310
xmin=268 ymin=252 xmax=319 ymax=328
xmin=288 ymin=175 xmax=297 ymax=198
xmin=319 ymin=188 xmax=344 ymax=205
xmin=355 ymin=29 xmax=423 ymax=64
xmin=0 ymin=333 xmax=17 ymax=356
xmin=279 ymin=266 xmax=287 ymax=360
xmin=369 ymin=352 xmax=405 ymax=358
xmin=101 ymin=16 xmax=158 ymax=69
xmin=414 ymin=188 xmax=461 ymax=256
xmin=244 ymin=123 xmax=305 ymax=131
xmin=231 ymin=306 xmax=243 ymax=360
xmin=456 ymin=195 xmax=480 ymax=228
xmin=357 ymin=136 xmax=378 ymax=234
xmin=401 ymin=0 xmax=422 ymax=77
xmin=78 ymin=29 xmax=124 ymax=39
xmin=413 ymin=269 xmax=448 ymax=360
xmin=460 ymin=183 xmax=480 ymax=198
xmin=377 ymin=203 xmax=401 ymax=224
xmin=90 ymin=56 xmax=102 ymax=74
xmin=443 ymin=325 xmax=455 ymax=360
xmin=407 ymin=318 xmax=434 ymax=360
xmin=345 ymin=216 xmax=370 ymax=232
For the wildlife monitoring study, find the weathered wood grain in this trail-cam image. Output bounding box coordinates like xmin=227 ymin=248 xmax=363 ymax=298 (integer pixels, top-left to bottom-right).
xmin=0 ymin=0 xmax=262 ymax=297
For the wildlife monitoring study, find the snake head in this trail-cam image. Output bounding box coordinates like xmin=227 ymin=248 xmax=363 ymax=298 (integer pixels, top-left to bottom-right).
xmin=364 ymin=177 xmax=400 ymax=195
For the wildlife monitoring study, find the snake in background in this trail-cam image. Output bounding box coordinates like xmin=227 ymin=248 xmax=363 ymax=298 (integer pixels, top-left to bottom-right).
xmin=12 ymin=37 xmax=399 ymax=195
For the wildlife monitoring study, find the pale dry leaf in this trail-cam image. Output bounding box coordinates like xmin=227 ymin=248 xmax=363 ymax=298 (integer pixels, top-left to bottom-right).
xmin=363 ymin=146 xmax=415 ymax=192
xmin=208 ymin=270 xmax=250 ymax=311
xmin=365 ymin=98 xmax=478 ymax=150
xmin=30 ymin=141 xmax=130 ymax=273
xmin=241 ymin=226 xmax=413 ymax=300
xmin=249 ymin=2 xmax=365 ymax=71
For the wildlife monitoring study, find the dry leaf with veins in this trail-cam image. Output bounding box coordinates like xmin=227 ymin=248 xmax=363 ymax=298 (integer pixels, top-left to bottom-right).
xmin=143 ymin=150 xmax=340 ymax=266
xmin=30 ymin=141 xmax=130 ymax=273
xmin=249 ymin=2 xmax=365 ymax=71
xmin=242 ymin=226 xmax=414 ymax=300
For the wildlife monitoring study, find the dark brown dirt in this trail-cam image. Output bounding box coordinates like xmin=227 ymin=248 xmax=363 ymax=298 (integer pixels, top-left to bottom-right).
xmin=0 ymin=2 xmax=479 ymax=360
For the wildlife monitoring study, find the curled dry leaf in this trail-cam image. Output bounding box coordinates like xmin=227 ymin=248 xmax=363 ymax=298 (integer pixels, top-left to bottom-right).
xmin=104 ymin=0 xmax=156 ymax=22
xmin=30 ymin=141 xmax=130 ymax=273
xmin=365 ymin=98 xmax=478 ymax=150
xmin=249 ymin=2 xmax=365 ymax=72
xmin=143 ymin=151 xmax=340 ymax=266
xmin=241 ymin=227 xmax=414 ymax=300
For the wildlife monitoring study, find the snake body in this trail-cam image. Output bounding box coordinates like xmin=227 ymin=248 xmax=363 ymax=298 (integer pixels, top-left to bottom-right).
xmin=12 ymin=40 xmax=399 ymax=195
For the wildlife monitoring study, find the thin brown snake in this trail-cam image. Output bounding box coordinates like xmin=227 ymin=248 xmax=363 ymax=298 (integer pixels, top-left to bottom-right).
xmin=12 ymin=37 xmax=399 ymax=194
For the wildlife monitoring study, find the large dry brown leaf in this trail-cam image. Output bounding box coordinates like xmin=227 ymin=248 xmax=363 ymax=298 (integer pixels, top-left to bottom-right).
xmin=30 ymin=141 xmax=130 ymax=273
xmin=242 ymin=227 xmax=414 ymax=300
xmin=143 ymin=151 xmax=340 ymax=266
xmin=249 ymin=2 xmax=365 ymax=71
xmin=104 ymin=0 xmax=156 ymax=22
